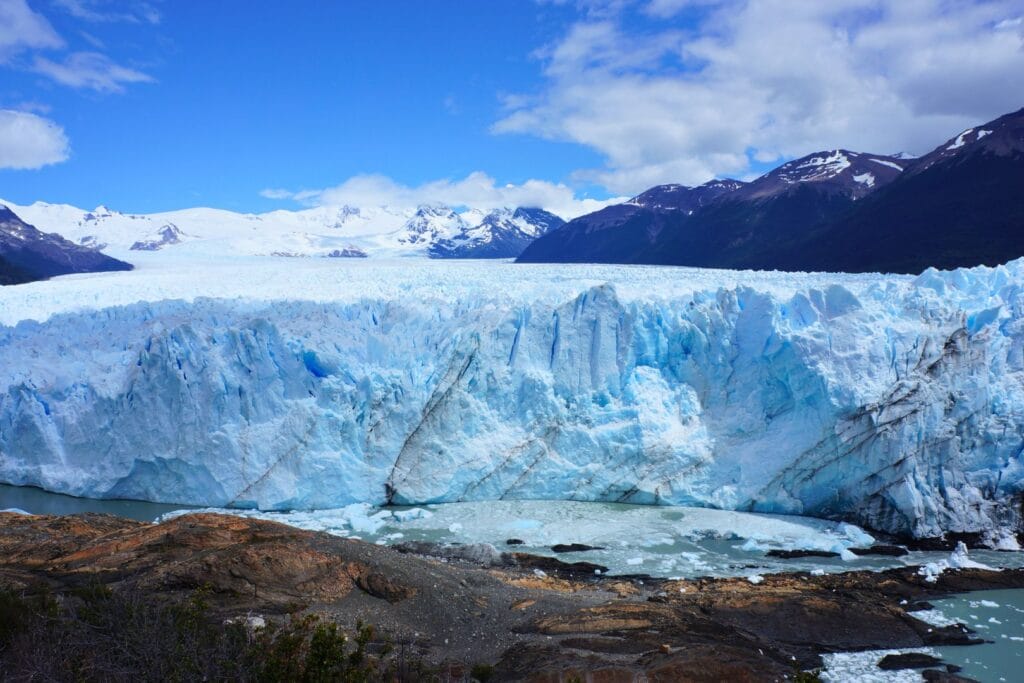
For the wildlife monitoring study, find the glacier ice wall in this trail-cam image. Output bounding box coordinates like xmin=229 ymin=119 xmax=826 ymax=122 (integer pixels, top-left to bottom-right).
xmin=1 ymin=261 xmax=1023 ymax=539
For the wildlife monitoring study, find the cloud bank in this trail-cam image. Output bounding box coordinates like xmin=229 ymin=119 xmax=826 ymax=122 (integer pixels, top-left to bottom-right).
xmin=263 ymin=172 xmax=626 ymax=219
xmin=496 ymin=0 xmax=1024 ymax=194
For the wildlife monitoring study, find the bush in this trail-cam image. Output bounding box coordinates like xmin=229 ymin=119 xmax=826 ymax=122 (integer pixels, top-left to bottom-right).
xmin=0 ymin=584 xmax=441 ymax=682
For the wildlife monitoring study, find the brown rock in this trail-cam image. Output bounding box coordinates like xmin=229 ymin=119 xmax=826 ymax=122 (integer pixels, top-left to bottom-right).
xmin=3 ymin=511 xmax=1023 ymax=681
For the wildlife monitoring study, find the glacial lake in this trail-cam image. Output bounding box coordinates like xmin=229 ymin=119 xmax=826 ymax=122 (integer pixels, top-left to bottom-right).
xmin=931 ymin=589 xmax=1024 ymax=682
xmin=0 ymin=483 xmax=198 ymax=520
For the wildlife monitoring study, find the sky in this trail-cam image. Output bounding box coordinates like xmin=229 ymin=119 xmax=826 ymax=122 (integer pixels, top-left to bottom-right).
xmin=0 ymin=0 xmax=1023 ymax=219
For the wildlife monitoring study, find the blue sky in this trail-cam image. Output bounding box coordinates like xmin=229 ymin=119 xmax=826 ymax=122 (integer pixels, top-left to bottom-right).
xmin=1 ymin=0 xmax=1023 ymax=217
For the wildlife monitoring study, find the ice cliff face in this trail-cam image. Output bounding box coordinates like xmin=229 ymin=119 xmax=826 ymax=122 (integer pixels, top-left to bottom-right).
xmin=0 ymin=259 xmax=1022 ymax=540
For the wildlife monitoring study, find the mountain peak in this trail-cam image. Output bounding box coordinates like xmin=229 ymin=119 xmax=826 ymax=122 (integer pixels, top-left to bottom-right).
xmin=628 ymin=179 xmax=745 ymax=212
xmin=910 ymin=106 xmax=1024 ymax=174
xmin=738 ymin=149 xmax=908 ymax=200
xmin=428 ymin=206 xmax=565 ymax=259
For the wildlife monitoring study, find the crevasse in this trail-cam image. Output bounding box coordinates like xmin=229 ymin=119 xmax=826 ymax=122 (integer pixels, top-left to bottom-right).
xmin=1 ymin=259 xmax=1022 ymax=540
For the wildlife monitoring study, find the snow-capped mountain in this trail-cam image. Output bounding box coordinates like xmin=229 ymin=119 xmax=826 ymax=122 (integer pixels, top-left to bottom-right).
xmin=430 ymin=207 xmax=565 ymax=258
xmin=517 ymin=147 xmax=907 ymax=266
xmin=0 ymin=199 xmax=565 ymax=262
xmin=397 ymin=205 xmax=472 ymax=247
xmin=627 ymin=179 xmax=747 ymax=211
xmin=520 ymin=106 xmax=1024 ymax=273
xmin=802 ymin=106 xmax=1024 ymax=273
xmin=911 ymin=108 xmax=1024 ymax=174
xmin=130 ymin=223 xmax=185 ymax=251
xmin=517 ymin=179 xmax=746 ymax=263
xmin=734 ymin=149 xmax=909 ymax=200
xmin=0 ymin=205 xmax=132 ymax=285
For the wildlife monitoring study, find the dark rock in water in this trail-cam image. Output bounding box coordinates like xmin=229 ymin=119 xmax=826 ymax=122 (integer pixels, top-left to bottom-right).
xmin=918 ymin=624 xmax=985 ymax=647
xmin=878 ymin=652 xmax=944 ymax=670
xmin=905 ymin=532 xmax=987 ymax=552
xmin=850 ymin=545 xmax=909 ymax=557
xmin=551 ymin=543 xmax=605 ymax=553
xmin=766 ymin=549 xmax=840 ymax=559
xmin=508 ymin=553 xmax=608 ymax=576
xmin=922 ymin=669 xmax=980 ymax=683
xmin=505 ymin=538 xmax=525 ymax=545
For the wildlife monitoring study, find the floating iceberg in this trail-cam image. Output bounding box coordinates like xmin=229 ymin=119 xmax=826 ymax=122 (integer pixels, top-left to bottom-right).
xmin=1 ymin=258 xmax=1022 ymax=540
xmin=918 ymin=541 xmax=995 ymax=582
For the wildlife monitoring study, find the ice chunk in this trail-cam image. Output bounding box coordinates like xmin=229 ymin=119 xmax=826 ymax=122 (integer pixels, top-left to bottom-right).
xmin=910 ymin=609 xmax=959 ymax=628
xmin=948 ymin=542 xmax=993 ymax=570
xmin=918 ymin=542 xmax=994 ymax=582
xmin=919 ymin=562 xmax=944 ymax=583
xmin=821 ymin=648 xmax=939 ymax=682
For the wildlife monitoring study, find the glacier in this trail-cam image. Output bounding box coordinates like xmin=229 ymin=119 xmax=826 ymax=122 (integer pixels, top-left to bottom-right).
xmin=1 ymin=256 xmax=1023 ymax=540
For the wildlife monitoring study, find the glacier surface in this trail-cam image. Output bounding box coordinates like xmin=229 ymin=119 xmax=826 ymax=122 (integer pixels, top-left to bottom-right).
xmin=1 ymin=257 xmax=1023 ymax=540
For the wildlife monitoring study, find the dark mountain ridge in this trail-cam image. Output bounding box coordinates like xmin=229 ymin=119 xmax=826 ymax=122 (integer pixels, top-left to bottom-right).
xmin=518 ymin=106 xmax=1024 ymax=273
xmin=517 ymin=178 xmax=747 ymax=263
xmin=0 ymin=205 xmax=132 ymax=285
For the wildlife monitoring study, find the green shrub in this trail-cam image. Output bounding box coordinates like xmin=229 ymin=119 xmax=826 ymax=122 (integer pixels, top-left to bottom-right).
xmin=470 ymin=662 xmax=496 ymax=681
xmin=0 ymin=584 xmax=424 ymax=682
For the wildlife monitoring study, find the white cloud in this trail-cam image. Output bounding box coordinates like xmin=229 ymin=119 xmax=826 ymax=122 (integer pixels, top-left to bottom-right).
xmin=0 ymin=109 xmax=69 ymax=169
xmin=643 ymin=0 xmax=722 ymax=19
xmin=0 ymin=0 xmax=64 ymax=61
xmin=501 ymin=0 xmax=1024 ymax=194
xmin=263 ymin=172 xmax=626 ymax=220
xmin=52 ymin=0 xmax=161 ymax=25
xmin=33 ymin=51 xmax=153 ymax=93
xmin=259 ymin=188 xmax=294 ymax=200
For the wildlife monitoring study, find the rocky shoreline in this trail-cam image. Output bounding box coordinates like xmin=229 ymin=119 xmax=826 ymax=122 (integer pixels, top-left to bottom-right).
xmin=1 ymin=511 xmax=1022 ymax=681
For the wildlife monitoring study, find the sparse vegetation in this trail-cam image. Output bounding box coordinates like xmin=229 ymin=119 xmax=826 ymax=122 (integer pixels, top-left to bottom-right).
xmin=0 ymin=584 xmax=482 ymax=682
xmin=469 ymin=663 xmax=495 ymax=682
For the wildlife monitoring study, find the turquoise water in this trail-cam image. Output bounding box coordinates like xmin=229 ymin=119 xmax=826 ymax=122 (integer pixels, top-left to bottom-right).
xmin=0 ymin=483 xmax=196 ymax=521
xmin=932 ymin=589 xmax=1024 ymax=682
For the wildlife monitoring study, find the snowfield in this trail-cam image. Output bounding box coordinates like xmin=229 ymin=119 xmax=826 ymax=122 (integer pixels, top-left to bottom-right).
xmin=1 ymin=255 xmax=1023 ymax=540
xmin=0 ymin=199 xmax=563 ymax=260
